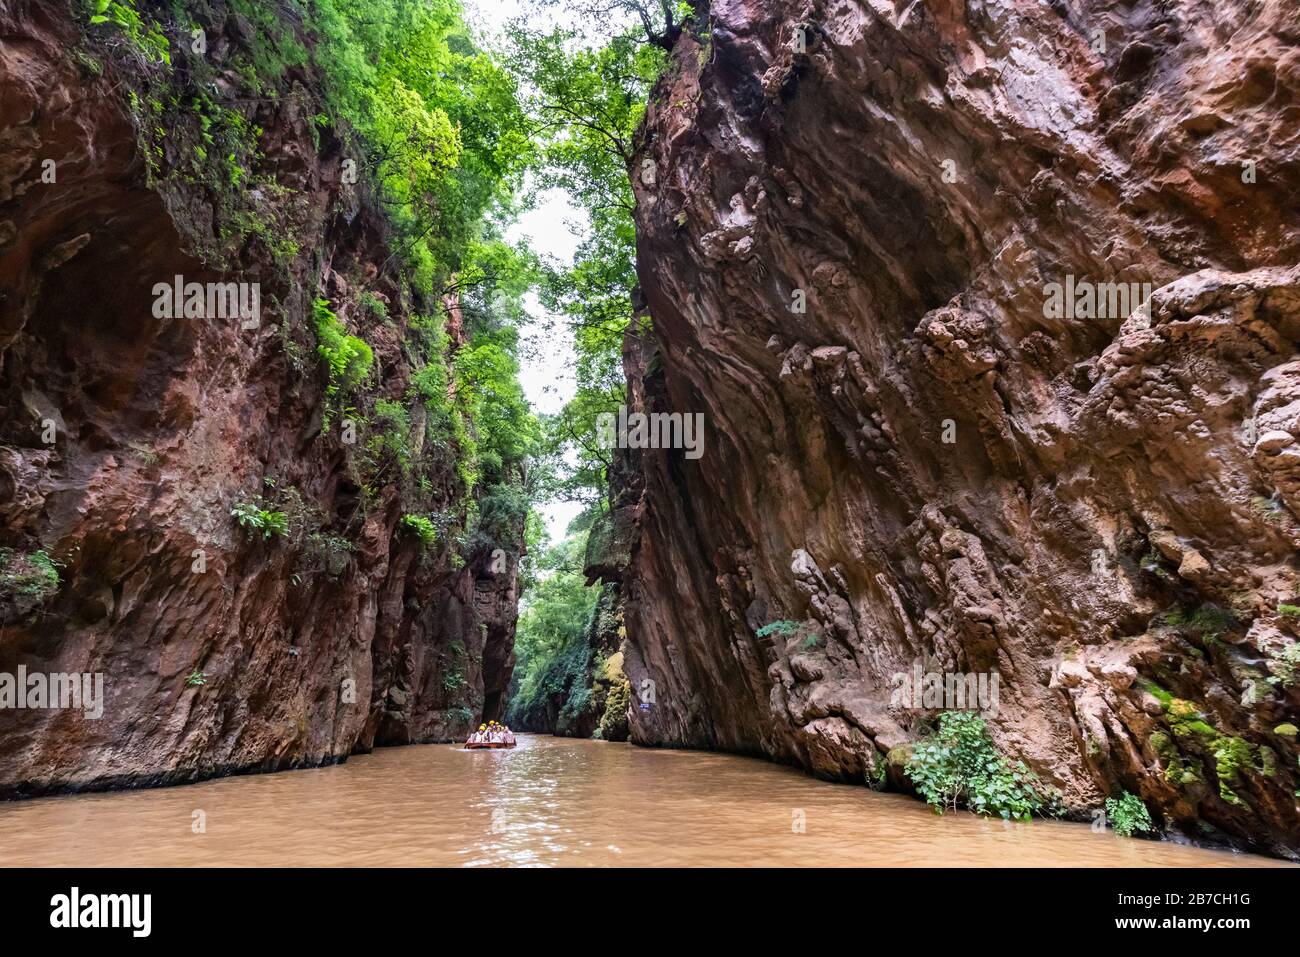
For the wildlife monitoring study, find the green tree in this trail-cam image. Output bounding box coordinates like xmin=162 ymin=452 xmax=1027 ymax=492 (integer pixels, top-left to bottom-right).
xmin=507 ymin=527 xmax=600 ymax=727
xmin=313 ymin=0 xmax=536 ymax=294
xmin=505 ymin=17 xmax=667 ymax=501
xmin=513 ymin=0 xmax=690 ymax=50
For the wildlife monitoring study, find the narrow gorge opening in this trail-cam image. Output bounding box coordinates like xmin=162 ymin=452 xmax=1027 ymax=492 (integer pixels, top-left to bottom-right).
xmin=0 ymin=0 xmax=1298 ymax=882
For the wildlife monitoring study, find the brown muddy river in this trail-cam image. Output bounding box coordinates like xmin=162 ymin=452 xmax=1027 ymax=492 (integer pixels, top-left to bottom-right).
xmin=0 ymin=735 xmax=1288 ymax=866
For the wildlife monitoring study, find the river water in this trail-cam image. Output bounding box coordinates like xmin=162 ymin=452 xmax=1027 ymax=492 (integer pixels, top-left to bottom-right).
xmin=0 ymin=735 xmax=1287 ymax=866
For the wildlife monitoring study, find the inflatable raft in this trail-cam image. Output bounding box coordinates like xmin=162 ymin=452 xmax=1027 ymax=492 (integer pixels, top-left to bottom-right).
xmin=465 ymin=720 xmax=517 ymax=749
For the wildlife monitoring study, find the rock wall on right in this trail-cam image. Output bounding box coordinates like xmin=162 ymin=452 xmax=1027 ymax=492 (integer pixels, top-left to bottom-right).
xmin=619 ymin=0 xmax=1300 ymax=857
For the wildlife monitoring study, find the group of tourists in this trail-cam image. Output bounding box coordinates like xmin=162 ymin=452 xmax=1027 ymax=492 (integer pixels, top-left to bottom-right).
xmin=468 ymin=720 xmax=515 ymax=745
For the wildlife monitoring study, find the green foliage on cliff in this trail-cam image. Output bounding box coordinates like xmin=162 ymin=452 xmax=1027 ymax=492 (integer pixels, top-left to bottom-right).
xmin=231 ymin=501 xmax=290 ymax=540
xmin=78 ymin=0 xmax=544 ymax=582
xmin=598 ymin=671 xmax=631 ymax=740
xmin=83 ymin=0 xmax=170 ymax=64
xmin=0 ymin=548 xmax=62 ymax=603
xmin=1106 ymin=792 xmax=1155 ymax=837
xmin=313 ymin=298 xmax=373 ymax=429
xmin=905 ymin=712 xmax=1052 ymax=821
xmin=399 ymin=514 xmax=438 ymax=550
xmin=312 ymin=0 xmax=534 ymax=292
xmin=1154 ymin=694 xmax=1275 ymax=805
xmin=454 ymin=326 xmax=539 ymax=492
xmin=315 ymin=1 xmax=544 ymax=553
xmin=367 ymin=399 xmax=413 ymax=477
xmin=506 ymin=504 xmax=629 ymax=737
xmin=477 ymin=482 xmax=532 ymax=552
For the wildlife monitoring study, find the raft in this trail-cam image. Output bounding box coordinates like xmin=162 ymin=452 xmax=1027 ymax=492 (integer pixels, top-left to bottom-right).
xmin=464 ymin=740 xmax=516 ymax=750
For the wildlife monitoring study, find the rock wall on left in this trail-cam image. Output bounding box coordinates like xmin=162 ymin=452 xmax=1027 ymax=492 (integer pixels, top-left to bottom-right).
xmin=0 ymin=0 xmax=520 ymax=795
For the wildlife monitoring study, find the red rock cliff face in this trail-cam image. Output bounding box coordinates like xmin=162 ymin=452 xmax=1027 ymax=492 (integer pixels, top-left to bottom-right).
xmin=0 ymin=2 xmax=519 ymax=794
xmin=623 ymin=0 xmax=1300 ymax=856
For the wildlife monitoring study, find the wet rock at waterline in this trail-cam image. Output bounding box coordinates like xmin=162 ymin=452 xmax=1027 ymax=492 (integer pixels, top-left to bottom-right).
xmin=618 ymin=0 xmax=1300 ymax=858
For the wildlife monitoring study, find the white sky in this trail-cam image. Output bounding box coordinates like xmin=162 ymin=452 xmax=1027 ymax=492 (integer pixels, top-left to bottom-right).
xmin=467 ymin=0 xmax=587 ymax=541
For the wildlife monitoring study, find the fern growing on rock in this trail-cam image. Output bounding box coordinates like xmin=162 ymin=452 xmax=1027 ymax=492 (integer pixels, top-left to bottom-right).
xmin=1105 ymin=792 xmax=1155 ymax=837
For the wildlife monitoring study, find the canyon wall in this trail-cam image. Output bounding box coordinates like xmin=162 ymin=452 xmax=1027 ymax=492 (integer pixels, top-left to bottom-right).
xmin=622 ymin=0 xmax=1300 ymax=856
xmin=0 ymin=1 xmax=519 ymax=795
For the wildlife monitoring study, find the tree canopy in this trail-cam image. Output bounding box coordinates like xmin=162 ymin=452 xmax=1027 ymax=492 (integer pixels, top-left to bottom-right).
xmin=505 ymin=10 xmax=668 ymax=503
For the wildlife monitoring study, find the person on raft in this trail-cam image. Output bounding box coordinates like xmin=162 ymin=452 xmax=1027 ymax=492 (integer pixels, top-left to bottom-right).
xmin=468 ymin=720 xmax=515 ymax=745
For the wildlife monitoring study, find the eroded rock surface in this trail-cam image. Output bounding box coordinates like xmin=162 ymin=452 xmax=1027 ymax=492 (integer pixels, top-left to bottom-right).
xmin=0 ymin=2 xmax=519 ymax=794
xmin=622 ymin=0 xmax=1300 ymax=856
